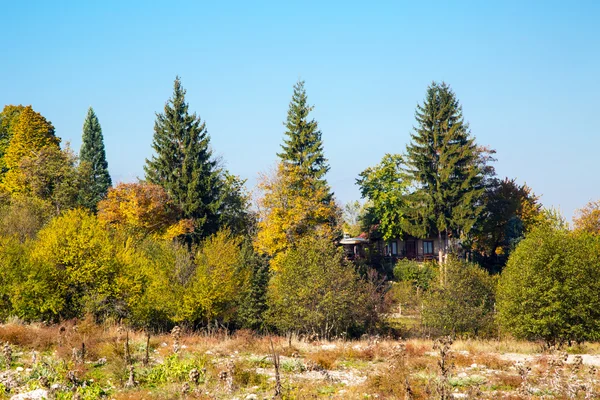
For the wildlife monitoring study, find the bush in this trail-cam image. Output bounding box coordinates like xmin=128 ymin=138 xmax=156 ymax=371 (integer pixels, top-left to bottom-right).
xmin=266 ymin=236 xmax=383 ymax=338
xmin=497 ymin=226 xmax=600 ymax=344
xmin=180 ymin=230 xmax=249 ymax=326
xmin=422 ymin=257 xmax=496 ymax=337
xmin=10 ymin=209 xmax=121 ymax=321
xmin=393 ymin=259 xmax=437 ymax=291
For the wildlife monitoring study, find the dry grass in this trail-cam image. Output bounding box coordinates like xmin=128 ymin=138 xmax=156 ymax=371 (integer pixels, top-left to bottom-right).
xmin=0 ymin=322 xmax=56 ymax=351
xmin=2 ymin=322 xmax=600 ymax=399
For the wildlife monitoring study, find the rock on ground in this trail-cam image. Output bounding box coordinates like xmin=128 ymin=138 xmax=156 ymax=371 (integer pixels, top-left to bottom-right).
xmin=10 ymin=389 xmax=49 ymax=400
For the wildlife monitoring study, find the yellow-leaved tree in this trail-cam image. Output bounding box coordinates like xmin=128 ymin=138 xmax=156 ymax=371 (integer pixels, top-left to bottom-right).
xmin=97 ymin=182 xmax=194 ymax=240
xmin=10 ymin=209 xmax=120 ymax=321
xmin=180 ymin=230 xmax=250 ymax=326
xmin=1 ymin=106 xmax=60 ymax=193
xmin=255 ymin=163 xmax=341 ymax=270
xmin=0 ymin=105 xmax=26 ymax=177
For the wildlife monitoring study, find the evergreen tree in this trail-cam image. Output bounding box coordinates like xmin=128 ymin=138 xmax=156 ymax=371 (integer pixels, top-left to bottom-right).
xmin=144 ymin=76 xmax=220 ymax=240
xmin=80 ymin=107 xmax=112 ymax=211
xmin=238 ymin=243 xmax=270 ymax=331
xmin=403 ymin=82 xmax=485 ymax=263
xmin=278 ymin=80 xmax=331 ymax=199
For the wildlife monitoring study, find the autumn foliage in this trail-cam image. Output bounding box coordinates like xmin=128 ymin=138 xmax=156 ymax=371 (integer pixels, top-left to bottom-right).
xmin=98 ymin=182 xmax=194 ymax=239
xmin=255 ymin=163 xmax=340 ymax=270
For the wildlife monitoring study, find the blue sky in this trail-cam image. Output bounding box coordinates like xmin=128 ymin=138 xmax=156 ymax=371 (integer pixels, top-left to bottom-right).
xmin=2 ymin=0 xmax=599 ymax=221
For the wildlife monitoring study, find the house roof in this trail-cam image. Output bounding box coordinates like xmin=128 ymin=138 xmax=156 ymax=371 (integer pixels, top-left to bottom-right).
xmin=339 ymin=237 xmax=369 ymax=245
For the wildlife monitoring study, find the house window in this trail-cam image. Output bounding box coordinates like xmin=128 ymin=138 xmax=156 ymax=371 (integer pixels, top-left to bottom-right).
xmin=423 ymin=241 xmax=434 ymax=255
xmin=385 ymin=241 xmax=398 ymax=256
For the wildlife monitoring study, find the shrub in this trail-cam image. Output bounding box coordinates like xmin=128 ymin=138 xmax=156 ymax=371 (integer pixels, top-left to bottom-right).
xmin=10 ymin=209 xmax=121 ymax=322
xmin=497 ymin=226 xmax=600 ymax=344
xmin=393 ymin=259 xmax=437 ymax=291
xmin=422 ymin=258 xmax=496 ymax=337
xmin=266 ymin=236 xmax=380 ymax=338
xmin=180 ymin=230 xmax=249 ymax=326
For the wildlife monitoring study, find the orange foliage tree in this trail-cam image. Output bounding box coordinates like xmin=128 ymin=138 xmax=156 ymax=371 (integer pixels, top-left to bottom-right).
xmin=573 ymin=200 xmax=600 ymax=234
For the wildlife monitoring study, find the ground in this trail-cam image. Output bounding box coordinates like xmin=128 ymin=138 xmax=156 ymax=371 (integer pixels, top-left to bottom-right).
xmin=0 ymin=320 xmax=599 ymax=399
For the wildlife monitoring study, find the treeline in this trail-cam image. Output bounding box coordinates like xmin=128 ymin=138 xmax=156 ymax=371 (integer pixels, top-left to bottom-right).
xmin=0 ymin=78 xmax=384 ymax=338
xmin=1 ymin=77 xmax=599 ymax=344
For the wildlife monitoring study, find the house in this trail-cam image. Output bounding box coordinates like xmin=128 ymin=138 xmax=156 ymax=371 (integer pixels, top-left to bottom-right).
xmin=339 ymin=234 xmax=369 ymax=260
xmin=377 ymin=235 xmax=441 ymax=262
xmin=340 ymin=230 xmax=450 ymax=262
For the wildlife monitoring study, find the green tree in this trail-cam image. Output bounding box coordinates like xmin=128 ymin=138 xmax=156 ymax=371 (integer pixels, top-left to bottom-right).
xmin=217 ymin=172 xmax=255 ymax=236
xmin=144 ymin=76 xmax=221 ymax=241
xmin=497 ymin=225 xmax=600 ymax=344
xmin=471 ymin=178 xmax=542 ymax=272
xmin=404 ymin=82 xmax=485 ymax=263
xmin=80 ymin=107 xmax=112 ymax=211
xmin=278 ymin=80 xmax=332 ymax=200
xmin=357 ymin=153 xmax=409 ymax=241
xmin=422 ymin=257 xmax=496 ymax=337
xmin=237 ymin=243 xmax=270 ymax=330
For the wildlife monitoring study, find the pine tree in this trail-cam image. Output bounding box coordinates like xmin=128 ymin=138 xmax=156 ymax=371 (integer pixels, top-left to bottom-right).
xmin=278 ymin=80 xmax=331 ymax=199
xmin=144 ymin=76 xmax=220 ymax=240
xmin=403 ymin=82 xmax=485 ymax=263
xmin=238 ymin=243 xmax=270 ymax=331
xmin=80 ymin=107 xmax=112 ymax=211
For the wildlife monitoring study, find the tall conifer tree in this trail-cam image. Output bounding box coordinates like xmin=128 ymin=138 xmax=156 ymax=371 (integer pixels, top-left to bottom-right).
xmin=278 ymin=80 xmax=332 ymax=200
xmin=80 ymin=107 xmax=111 ymax=210
xmin=403 ymin=82 xmax=484 ymax=263
xmin=144 ymin=76 xmax=220 ymax=240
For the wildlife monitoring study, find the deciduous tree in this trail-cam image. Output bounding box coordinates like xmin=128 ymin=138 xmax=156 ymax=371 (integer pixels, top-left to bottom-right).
xmin=1 ymin=106 xmax=60 ymax=193
xmin=471 ymin=178 xmax=542 ymax=272
xmin=573 ymin=200 xmax=600 ymax=234
xmin=357 ymin=154 xmax=409 ymax=241
xmin=255 ymin=163 xmax=340 ymax=270
xmin=266 ymin=236 xmax=376 ymax=337
xmin=497 ymin=225 xmax=600 ymax=344
xmin=0 ymin=105 xmax=26 ymax=177
xmin=97 ymin=182 xmax=193 ymax=239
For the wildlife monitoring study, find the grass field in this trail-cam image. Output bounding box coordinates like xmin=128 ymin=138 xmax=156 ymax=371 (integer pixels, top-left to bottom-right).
xmin=1 ymin=320 xmax=599 ymax=399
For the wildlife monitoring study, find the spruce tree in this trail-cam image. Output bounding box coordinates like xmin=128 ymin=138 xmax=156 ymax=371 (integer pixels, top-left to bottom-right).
xmin=403 ymin=82 xmax=484 ymax=263
xmin=79 ymin=107 xmax=112 ymax=211
xmin=278 ymin=80 xmax=331 ymax=199
xmin=144 ymin=76 xmax=220 ymax=240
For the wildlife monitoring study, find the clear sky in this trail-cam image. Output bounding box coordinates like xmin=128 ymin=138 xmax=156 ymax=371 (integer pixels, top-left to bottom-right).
xmin=2 ymin=0 xmax=599 ymax=221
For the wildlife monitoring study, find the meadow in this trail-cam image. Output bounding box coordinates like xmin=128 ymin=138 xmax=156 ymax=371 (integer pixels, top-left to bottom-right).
xmin=1 ymin=319 xmax=599 ymax=400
